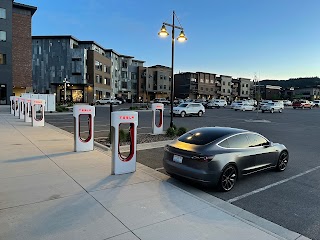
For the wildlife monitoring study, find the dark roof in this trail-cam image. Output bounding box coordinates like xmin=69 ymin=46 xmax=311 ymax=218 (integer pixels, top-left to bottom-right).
xmin=13 ymin=2 xmax=37 ymax=16
xmin=32 ymin=35 xmax=79 ymax=41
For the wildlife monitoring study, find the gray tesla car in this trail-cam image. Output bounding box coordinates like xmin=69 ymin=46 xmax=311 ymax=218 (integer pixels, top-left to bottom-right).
xmin=163 ymin=127 xmax=288 ymax=191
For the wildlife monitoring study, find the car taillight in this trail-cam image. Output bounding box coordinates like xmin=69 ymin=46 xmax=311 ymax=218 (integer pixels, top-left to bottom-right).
xmin=191 ymin=156 xmax=213 ymax=162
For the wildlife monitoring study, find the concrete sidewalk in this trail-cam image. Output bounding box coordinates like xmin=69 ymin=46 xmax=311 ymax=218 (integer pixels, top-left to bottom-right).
xmin=0 ymin=113 xmax=309 ymax=240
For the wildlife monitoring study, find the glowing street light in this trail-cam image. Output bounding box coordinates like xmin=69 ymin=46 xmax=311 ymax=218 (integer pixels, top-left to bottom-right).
xmin=158 ymin=11 xmax=187 ymax=128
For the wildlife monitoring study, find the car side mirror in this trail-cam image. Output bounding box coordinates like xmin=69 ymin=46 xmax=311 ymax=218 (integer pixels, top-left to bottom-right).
xmin=263 ymin=142 xmax=271 ymax=148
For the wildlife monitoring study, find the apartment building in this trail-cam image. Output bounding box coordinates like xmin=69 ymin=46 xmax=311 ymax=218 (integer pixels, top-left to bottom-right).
xmin=0 ymin=0 xmax=36 ymax=104
xmin=239 ymin=78 xmax=251 ymax=99
xmin=104 ymin=50 xmax=143 ymax=101
xmin=32 ymin=36 xmax=144 ymax=103
xmin=137 ymin=65 xmax=171 ymax=102
xmin=293 ymin=87 xmax=320 ymax=100
xmin=216 ymin=75 xmax=232 ymax=101
xmin=174 ymin=72 xmax=217 ymax=100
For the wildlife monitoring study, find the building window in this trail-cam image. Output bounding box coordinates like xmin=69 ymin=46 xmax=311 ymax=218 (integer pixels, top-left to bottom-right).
xmin=121 ymin=71 xmax=127 ymax=78
xmin=122 ymin=60 xmax=127 ymax=68
xmin=164 ymin=85 xmax=166 ymax=89
xmin=246 ymin=84 xmax=249 ymax=87
xmin=159 ymin=85 xmax=162 ymax=89
xmin=106 ymin=78 xmax=111 ymax=85
xmin=223 ymin=89 xmax=225 ymax=93
xmin=131 ymin=72 xmax=137 ymax=80
xmin=210 ymin=88 xmax=213 ymax=91
xmin=242 ymin=91 xmax=244 ymax=94
xmin=242 ymin=84 xmax=245 ymax=87
xmin=95 ymin=61 xmax=102 ymax=71
xmin=205 ymin=79 xmax=209 ymax=83
xmin=160 ymin=75 xmax=163 ymax=80
xmin=246 ymin=91 xmax=248 ymax=94
xmin=228 ymin=82 xmax=230 ymax=86
xmin=200 ymin=79 xmax=204 ymax=83
xmin=200 ymin=87 xmax=203 ymax=90
xmin=228 ymin=89 xmax=230 ymax=93
xmin=96 ymin=75 xmax=100 ymax=83
xmin=122 ymin=82 xmax=127 ymax=89
xmin=0 ymin=53 xmax=6 ymax=65
xmin=210 ymin=80 xmax=214 ymax=84
xmin=0 ymin=31 xmax=6 ymax=42
xmin=0 ymin=8 xmax=6 ymax=19
xmin=104 ymin=65 xmax=107 ymax=72
xmin=223 ymin=81 xmax=225 ymax=85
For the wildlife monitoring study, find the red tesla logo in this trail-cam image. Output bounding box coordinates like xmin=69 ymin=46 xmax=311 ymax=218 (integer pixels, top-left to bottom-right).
xmin=79 ymin=109 xmax=92 ymax=112
xmin=119 ymin=116 xmax=135 ymax=120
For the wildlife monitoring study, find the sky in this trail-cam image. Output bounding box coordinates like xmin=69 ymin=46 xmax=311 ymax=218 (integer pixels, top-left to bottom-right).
xmin=21 ymin=0 xmax=320 ymax=80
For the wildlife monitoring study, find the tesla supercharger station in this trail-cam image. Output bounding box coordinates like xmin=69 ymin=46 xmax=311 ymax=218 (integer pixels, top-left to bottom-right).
xmin=24 ymin=98 xmax=32 ymax=123
xmin=73 ymin=105 xmax=95 ymax=152
xmin=31 ymin=99 xmax=45 ymax=127
xmin=10 ymin=96 xmax=15 ymax=115
xmin=14 ymin=97 xmax=19 ymax=117
xmin=151 ymin=103 xmax=164 ymax=134
xmin=111 ymin=111 xmax=138 ymax=175
xmin=18 ymin=97 xmax=25 ymax=120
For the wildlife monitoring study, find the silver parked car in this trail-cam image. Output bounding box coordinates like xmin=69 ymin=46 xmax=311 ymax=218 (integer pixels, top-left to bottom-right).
xmin=261 ymin=102 xmax=284 ymax=113
xmin=163 ymin=127 xmax=288 ymax=191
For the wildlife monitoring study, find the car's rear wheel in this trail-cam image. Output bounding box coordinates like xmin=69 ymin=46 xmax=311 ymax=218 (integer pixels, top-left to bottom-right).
xmin=276 ymin=151 xmax=289 ymax=171
xmin=293 ymin=107 xmax=296 ymax=109
xmin=302 ymin=106 xmax=305 ymax=109
xmin=262 ymin=110 xmax=265 ymax=113
xmin=180 ymin=111 xmax=186 ymax=118
xmin=271 ymin=108 xmax=274 ymax=113
xmin=96 ymin=101 xmax=100 ymax=105
xmin=198 ymin=110 xmax=203 ymax=117
xmin=219 ymin=165 xmax=237 ymax=192
xmin=279 ymin=109 xmax=282 ymax=113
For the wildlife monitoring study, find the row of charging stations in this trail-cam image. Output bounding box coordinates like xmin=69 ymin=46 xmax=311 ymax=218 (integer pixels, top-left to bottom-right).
xmin=10 ymin=96 xmax=45 ymax=126
xmin=72 ymin=103 xmax=164 ymax=175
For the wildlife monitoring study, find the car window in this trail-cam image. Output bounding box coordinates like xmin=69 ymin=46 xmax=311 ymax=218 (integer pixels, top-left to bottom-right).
xmin=246 ymin=133 xmax=268 ymax=147
xmin=224 ymin=134 xmax=250 ymax=148
xmin=178 ymin=128 xmax=231 ymax=145
xmin=191 ymin=104 xmax=199 ymax=107
xmin=178 ymin=103 xmax=188 ymax=107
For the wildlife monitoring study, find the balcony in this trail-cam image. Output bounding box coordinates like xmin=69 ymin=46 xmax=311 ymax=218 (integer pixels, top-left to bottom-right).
xmin=215 ymin=81 xmax=221 ymax=87
xmin=232 ymin=83 xmax=238 ymax=88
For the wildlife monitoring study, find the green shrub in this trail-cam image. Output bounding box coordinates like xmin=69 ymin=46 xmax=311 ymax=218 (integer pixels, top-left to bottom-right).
xmin=166 ymin=127 xmax=176 ymax=137
xmin=129 ymin=106 xmax=139 ymax=110
xmin=56 ymin=105 xmax=69 ymax=112
xmin=176 ymin=127 xmax=187 ymax=136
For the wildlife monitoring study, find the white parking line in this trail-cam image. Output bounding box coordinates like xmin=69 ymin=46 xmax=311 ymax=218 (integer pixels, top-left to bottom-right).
xmin=155 ymin=167 xmax=164 ymax=171
xmin=228 ymin=165 xmax=320 ymax=203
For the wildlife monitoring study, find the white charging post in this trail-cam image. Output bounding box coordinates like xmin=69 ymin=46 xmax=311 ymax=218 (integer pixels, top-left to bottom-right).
xmin=111 ymin=111 xmax=138 ymax=175
xmin=73 ymin=105 xmax=95 ymax=152
xmin=14 ymin=97 xmax=19 ymax=117
xmin=10 ymin=96 xmax=15 ymax=115
xmin=24 ymin=98 xmax=32 ymax=123
xmin=31 ymin=99 xmax=45 ymax=127
xmin=151 ymin=103 xmax=164 ymax=134
xmin=18 ymin=97 xmax=25 ymax=120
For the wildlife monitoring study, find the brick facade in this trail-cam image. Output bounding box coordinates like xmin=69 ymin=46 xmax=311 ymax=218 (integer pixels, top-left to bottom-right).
xmin=12 ymin=12 xmax=32 ymax=89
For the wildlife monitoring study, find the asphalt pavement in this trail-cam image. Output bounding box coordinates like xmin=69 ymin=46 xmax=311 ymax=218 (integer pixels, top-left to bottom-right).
xmin=1 ymin=110 xmax=308 ymax=240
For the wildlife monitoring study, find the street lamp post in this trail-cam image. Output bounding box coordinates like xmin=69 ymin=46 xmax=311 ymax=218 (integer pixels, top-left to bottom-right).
xmin=158 ymin=11 xmax=187 ymax=128
xmin=62 ymin=78 xmax=70 ymax=104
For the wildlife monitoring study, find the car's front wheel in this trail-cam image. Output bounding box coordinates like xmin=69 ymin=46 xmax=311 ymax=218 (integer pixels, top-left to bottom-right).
xmin=198 ymin=110 xmax=203 ymax=117
xmin=279 ymin=109 xmax=282 ymax=113
xmin=271 ymin=108 xmax=274 ymax=113
xmin=276 ymin=151 xmax=289 ymax=171
xmin=219 ymin=165 xmax=237 ymax=192
xmin=180 ymin=111 xmax=186 ymax=118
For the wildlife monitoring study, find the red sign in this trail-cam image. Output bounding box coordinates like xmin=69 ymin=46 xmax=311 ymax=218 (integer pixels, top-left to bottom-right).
xmin=34 ymin=100 xmax=43 ymax=104
xmin=119 ymin=116 xmax=135 ymax=120
xmin=156 ymin=105 xmax=162 ymax=109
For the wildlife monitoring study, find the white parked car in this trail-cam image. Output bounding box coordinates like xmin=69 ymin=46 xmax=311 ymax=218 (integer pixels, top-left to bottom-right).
xmin=234 ymin=103 xmax=256 ymax=111
xmin=313 ymin=100 xmax=320 ymax=107
xmin=151 ymin=98 xmax=170 ymax=105
xmin=231 ymin=100 xmax=248 ymax=109
xmin=207 ymin=99 xmax=227 ymax=108
xmin=95 ymin=98 xmax=122 ymax=105
xmin=259 ymin=100 xmax=273 ymax=109
xmin=283 ymin=100 xmax=292 ymax=106
xmin=261 ymin=102 xmax=283 ymax=113
xmin=173 ymin=103 xmax=205 ymax=117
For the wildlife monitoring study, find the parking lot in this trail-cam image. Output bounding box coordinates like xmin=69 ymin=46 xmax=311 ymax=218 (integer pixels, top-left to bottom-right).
xmin=46 ymin=105 xmax=320 ymax=240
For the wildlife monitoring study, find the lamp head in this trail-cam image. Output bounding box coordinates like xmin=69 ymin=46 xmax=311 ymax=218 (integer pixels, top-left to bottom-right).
xmin=177 ymin=30 xmax=187 ymax=42
xmin=158 ymin=24 xmax=169 ymax=37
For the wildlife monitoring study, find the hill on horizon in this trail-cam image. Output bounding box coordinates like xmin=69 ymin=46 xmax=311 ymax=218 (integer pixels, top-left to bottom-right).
xmin=260 ymin=77 xmax=320 ymax=89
